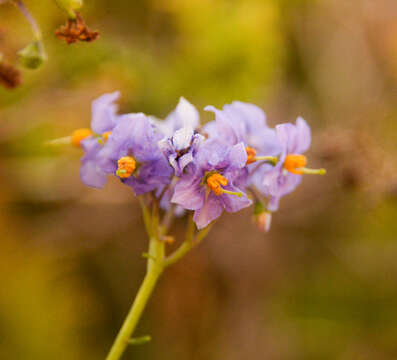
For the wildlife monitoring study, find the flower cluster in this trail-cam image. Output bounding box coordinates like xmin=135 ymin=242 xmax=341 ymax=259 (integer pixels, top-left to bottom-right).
xmin=74 ymin=92 xmax=325 ymax=230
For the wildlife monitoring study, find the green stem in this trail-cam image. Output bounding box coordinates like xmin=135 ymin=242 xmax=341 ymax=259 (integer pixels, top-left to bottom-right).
xmin=138 ymin=197 xmax=153 ymax=237
xmin=164 ymin=218 xmax=212 ymax=268
xmin=105 ymin=236 xmax=165 ymax=360
xmin=105 ymin=208 xmax=212 ymax=360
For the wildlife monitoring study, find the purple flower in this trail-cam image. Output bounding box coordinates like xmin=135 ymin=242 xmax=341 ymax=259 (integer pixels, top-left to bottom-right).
xmin=156 ymin=97 xmax=204 ymax=176
xmin=258 ymin=117 xmax=312 ymax=211
xmin=99 ymin=113 xmax=173 ymax=195
xmin=171 ymin=140 xmax=252 ymax=229
xmin=158 ymin=128 xmax=204 ymax=177
xmin=80 ymin=91 xmax=120 ymax=188
xmin=204 ymin=102 xmax=283 ymax=204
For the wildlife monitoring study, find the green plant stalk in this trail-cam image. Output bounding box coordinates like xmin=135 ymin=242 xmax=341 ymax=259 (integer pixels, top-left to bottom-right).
xmin=105 ymin=201 xmax=212 ymax=360
xmin=105 ymin=236 xmax=165 ymax=360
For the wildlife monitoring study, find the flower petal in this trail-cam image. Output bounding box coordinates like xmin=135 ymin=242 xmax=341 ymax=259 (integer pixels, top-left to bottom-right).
xmin=171 ymin=174 xmax=205 ymax=210
xmin=91 ymin=91 xmax=120 ymax=134
xmin=193 ymin=193 xmax=223 ymax=229
xmin=161 ymin=97 xmax=200 ymax=137
xmin=227 ymin=142 xmax=248 ymax=169
xmin=221 ymin=186 xmax=252 ymax=213
xmin=295 ymin=117 xmax=311 ymax=154
xmin=205 ymin=105 xmax=239 ymax=145
xmin=80 ymin=160 xmax=107 ymax=188
xmin=172 ymin=125 xmax=194 ymax=150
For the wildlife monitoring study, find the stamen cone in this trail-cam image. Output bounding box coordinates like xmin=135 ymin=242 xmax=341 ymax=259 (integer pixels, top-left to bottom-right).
xmin=116 ymin=156 xmax=136 ymax=178
xmin=284 ymin=154 xmax=307 ymax=174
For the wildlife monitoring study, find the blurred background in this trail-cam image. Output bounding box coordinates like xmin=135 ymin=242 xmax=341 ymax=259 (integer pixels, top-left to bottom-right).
xmin=1 ymin=0 xmax=397 ymax=359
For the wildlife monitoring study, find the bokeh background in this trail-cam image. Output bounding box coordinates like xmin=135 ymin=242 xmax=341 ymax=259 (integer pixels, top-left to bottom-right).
xmin=1 ymin=0 xmax=397 ymax=359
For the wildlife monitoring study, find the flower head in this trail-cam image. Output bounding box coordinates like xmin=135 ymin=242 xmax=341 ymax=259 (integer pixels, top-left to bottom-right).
xmin=99 ymin=113 xmax=173 ymax=195
xmin=258 ymin=117 xmax=325 ymax=211
xmin=171 ymin=140 xmax=251 ymax=229
xmin=157 ymin=97 xmax=204 ymax=177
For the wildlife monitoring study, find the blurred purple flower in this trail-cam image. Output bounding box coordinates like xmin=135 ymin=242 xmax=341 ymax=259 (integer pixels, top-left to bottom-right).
xmin=204 ymin=102 xmax=281 ymax=157
xmin=259 ymin=117 xmax=311 ymax=211
xmin=80 ymin=91 xmax=120 ymax=188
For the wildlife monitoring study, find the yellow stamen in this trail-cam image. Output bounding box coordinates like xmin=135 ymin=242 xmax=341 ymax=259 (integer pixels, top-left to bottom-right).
xmin=102 ymin=131 xmax=112 ymax=142
xmin=206 ymin=173 xmax=243 ymax=197
xmin=71 ymin=128 xmax=93 ymax=147
xmin=116 ymin=156 xmax=136 ymax=178
xmin=284 ymin=154 xmax=307 ymax=175
xmin=245 ymin=146 xmax=257 ymax=165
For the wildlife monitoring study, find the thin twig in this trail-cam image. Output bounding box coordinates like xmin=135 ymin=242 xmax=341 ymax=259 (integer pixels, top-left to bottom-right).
xmin=13 ymin=0 xmax=42 ymax=40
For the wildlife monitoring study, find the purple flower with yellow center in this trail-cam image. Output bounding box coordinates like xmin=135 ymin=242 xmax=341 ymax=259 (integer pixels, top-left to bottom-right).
xmin=259 ymin=117 xmax=326 ymax=211
xmin=99 ymin=113 xmax=173 ymax=195
xmin=80 ymin=91 xmax=121 ymax=188
xmin=171 ymin=140 xmax=252 ymax=229
xmin=204 ymin=101 xmax=281 ymax=165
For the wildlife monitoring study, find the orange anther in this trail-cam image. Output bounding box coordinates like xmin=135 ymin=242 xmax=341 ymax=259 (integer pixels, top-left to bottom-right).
xmin=284 ymin=154 xmax=307 ymax=175
xmin=245 ymin=146 xmax=257 ymax=165
xmin=71 ymin=128 xmax=93 ymax=147
xmin=206 ymin=173 xmax=228 ymax=196
xmin=116 ymin=156 xmax=136 ymax=178
xmin=102 ymin=131 xmax=112 ymax=142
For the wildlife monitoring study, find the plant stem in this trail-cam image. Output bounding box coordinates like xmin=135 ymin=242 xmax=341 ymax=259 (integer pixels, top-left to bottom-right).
xmin=164 ymin=219 xmax=212 ymax=268
xmin=105 ymin=205 xmax=212 ymax=360
xmin=105 ymin=236 xmax=165 ymax=360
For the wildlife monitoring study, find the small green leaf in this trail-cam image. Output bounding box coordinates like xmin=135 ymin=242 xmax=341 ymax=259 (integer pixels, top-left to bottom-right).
xmin=128 ymin=335 xmax=151 ymax=346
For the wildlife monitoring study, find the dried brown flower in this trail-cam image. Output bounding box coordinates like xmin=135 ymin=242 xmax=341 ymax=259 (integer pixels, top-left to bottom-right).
xmin=0 ymin=61 xmax=22 ymax=89
xmin=55 ymin=12 xmax=99 ymax=44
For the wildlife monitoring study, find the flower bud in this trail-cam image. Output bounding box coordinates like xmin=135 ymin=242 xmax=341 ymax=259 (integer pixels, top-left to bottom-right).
xmin=18 ymin=41 xmax=47 ymax=69
xmin=253 ymin=202 xmax=272 ymax=232
xmin=55 ymin=0 xmax=83 ymax=18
